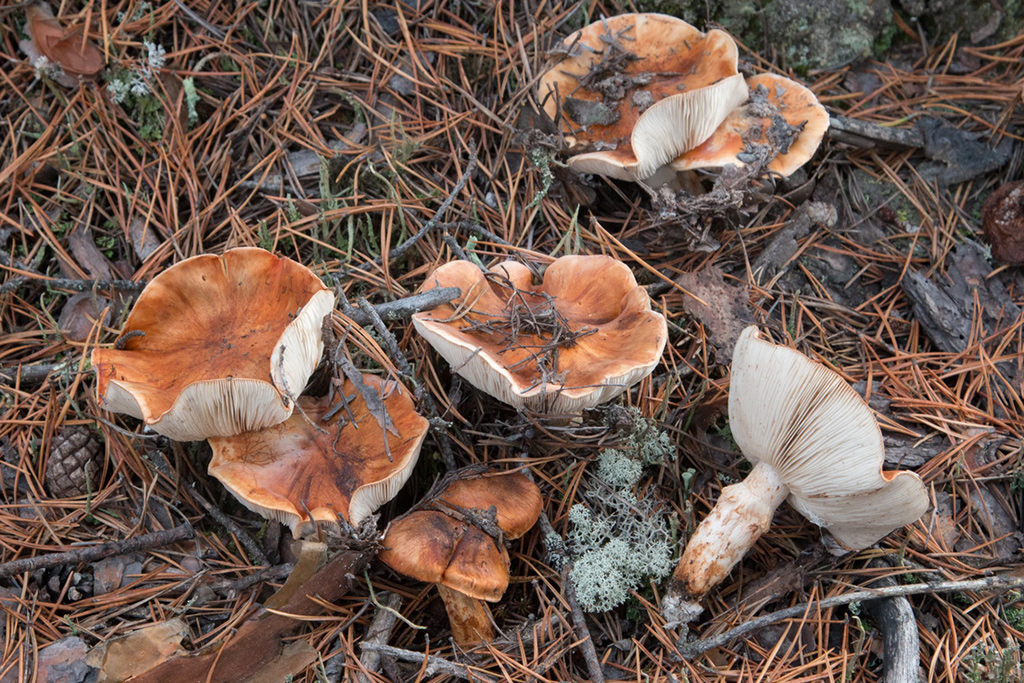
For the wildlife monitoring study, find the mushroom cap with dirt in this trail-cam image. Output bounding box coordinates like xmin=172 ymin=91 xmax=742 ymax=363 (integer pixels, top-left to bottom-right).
xmin=671 ymin=73 xmax=829 ymax=178
xmin=207 ymin=374 xmax=429 ymax=539
xmin=537 ymin=13 xmax=748 ymax=184
xmin=379 ymin=470 xmax=543 ymax=647
xmin=412 ymin=256 xmax=667 ymax=415
xmin=91 ymin=247 xmax=335 ymax=441
xmin=662 ymin=326 xmax=929 ymax=625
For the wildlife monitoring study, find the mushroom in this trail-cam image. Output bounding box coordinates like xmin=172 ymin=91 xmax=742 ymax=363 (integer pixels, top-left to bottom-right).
xmin=671 ymin=73 xmax=829 ymax=178
xmin=23 ymin=3 xmax=104 ymax=81
xmin=412 ymin=255 xmax=667 ymax=414
xmin=662 ymin=326 xmax=929 ymax=625
xmin=537 ymin=13 xmax=749 ymax=185
xmin=91 ymin=248 xmax=335 ymax=441
xmin=207 ymin=374 xmax=429 ymax=538
xmin=378 ymin=470 xmax=543 ymax=647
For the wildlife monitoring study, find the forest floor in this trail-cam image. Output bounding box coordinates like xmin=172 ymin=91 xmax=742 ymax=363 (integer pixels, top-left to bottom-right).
xmin=1 ymin=2 xmax=1023 ymax=682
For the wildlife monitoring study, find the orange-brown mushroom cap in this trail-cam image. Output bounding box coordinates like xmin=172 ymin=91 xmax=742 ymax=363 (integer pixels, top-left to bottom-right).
xmin=672 ymin=73 xmax=829 ymax=177
xmin=413 ymin=256 xmax=667 ymax=414
xmin=438 ymin=471 xmax=543 ymax=540
xmin=537 ymin=13 xmax=748 ymax=181
xmin=208 ymin=375 xmax=428 ymax=538
xmin=91 ymin=248 xmax=335 ymax=441
xmin=380 ymin=510 xmax=510 ymax=601
xmin=26 ymin=3 xmax=104 ymax=77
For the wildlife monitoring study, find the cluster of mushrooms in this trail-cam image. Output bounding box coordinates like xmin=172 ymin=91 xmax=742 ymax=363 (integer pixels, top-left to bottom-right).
xmin=90 ymin=13 xmax=930 ymax=649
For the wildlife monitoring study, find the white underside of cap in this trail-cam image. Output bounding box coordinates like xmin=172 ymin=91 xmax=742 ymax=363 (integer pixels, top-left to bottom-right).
xmin=630 ymin=73 xmax=749 ymax=180
xmin=100 ymin=289 xmax=335 ymax=442
xmin=729 ymin=326 xmax=929 ymax=549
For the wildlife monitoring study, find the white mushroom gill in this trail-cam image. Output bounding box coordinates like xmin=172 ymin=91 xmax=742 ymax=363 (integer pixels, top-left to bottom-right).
xmin=662 ymin=326 xmax=929 ymax=626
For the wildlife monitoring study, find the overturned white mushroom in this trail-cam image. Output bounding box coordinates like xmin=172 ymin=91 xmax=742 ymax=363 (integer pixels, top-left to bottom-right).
xmin=663 ymin=326 xmax=929 ymax=625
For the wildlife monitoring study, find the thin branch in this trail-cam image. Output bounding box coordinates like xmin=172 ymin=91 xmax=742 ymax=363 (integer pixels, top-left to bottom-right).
xmin=343 ymin=288 xmax=461 ymax=326
xmin=680 ymin=573 xmax=1024 ymax=658
xmin=0 ymin=523 xmax=194 ymax=579
xmin=357 ymin=644 xmax=499 ymax=683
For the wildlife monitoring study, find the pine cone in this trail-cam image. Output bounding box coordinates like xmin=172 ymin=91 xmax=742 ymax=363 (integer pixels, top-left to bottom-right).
xmin=46 ymin=426 xmax=101 ymax=498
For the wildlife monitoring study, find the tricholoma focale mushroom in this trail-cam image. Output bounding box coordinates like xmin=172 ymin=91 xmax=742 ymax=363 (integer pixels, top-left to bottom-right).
xmin=413 ymin=255 xmax=667 ymax=415
xmin=92 ymin=247 xmax=334 ymax=441
xmin=663 ymin=326 xmax=929 ymax=625
xmin=379 ymin=469 xmax=544 ymax=647
xmin=538 ymin=13 xmax=828 ymax=187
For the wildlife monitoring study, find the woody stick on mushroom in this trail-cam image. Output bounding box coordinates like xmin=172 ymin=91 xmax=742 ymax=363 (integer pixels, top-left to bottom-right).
xmin=662 ymin=326 xmax=929 ymax=626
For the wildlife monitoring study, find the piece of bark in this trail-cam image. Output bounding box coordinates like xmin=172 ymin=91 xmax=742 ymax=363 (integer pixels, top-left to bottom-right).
xmin=128 ymin=550 xmax=369 ymax=683
xmin=967 ymin=487 xmax=1023 ymax=562
xmin=752 ymin=201 xmax=837 ymax=279
xmin=676 ymin=266 xmax=753 ymax=359
xmin=901 ymin=270 xmax=971 ymax=353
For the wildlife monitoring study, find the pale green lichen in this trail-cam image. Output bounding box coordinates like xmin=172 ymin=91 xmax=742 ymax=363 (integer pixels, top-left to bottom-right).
xmin=553 ymin=409 xmax=677 ymax=612
xmin=562 ymin=492 xmax=675 ymax=612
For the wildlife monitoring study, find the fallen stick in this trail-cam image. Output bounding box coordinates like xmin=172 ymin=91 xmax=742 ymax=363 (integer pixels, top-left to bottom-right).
xmin=358 ymin=643 xmax=498 ymax=683
xmin=0 ymin=523 xmax=194 ymax=579
xmin=343 ymin=287 xmax=460 ymax=326
xmin=679 ymin=573 xmax=1024 ymax=658
xmin=827 ymin=115 xmax=924 ymax=150
xmin=356 ymin=591 xmax=403 ymax=683
xmin=537 ymin=511 xmax=606 ymax=683
xmin=863 ymin=559 xmax=918 ymax=683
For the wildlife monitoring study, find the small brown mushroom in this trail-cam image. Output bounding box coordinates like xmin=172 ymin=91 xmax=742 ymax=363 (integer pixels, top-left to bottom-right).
xmin=207 ymin=374 xmax=429 ymax=538
xmin=413 ymin=256 xmax=667 ymax=414
xmin=379 ymin=470 xmax=543 ymax=647
xmin=91 ymin=248 xmax=335 ymax=441
xmin=662 ymin=327 xmax=929 ymax=626
xmin=537 ymin=13 xmax=748 ymax=184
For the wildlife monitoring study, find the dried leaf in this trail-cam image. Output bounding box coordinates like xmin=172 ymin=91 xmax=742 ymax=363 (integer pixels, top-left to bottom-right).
xmin=66 ymin=227 xmax=115 ymax=280
xmin=242 ymin=641 xmax=317 ymax=683
xmin=58 ymin=292 xmax=112 ymax=342
xmin=86 ymin=619 xmax=187 ymax=683
xmin=26 ymin=3 xmax=104 ymax=78
xmin=128 ymin=219 xmax=162 ymax=262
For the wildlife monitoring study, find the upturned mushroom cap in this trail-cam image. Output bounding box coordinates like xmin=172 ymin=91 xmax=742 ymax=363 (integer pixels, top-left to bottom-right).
xmin=438 ymin=471 xmax=544 ymax=539
xmin=26 ymin=3 xmax=104 ymax=77
xmin=728 ymin=326 xmax=929 ymax=549
xmin=413 ymin=256 xmax=667 ymax=414
xmin=671 ymin=74 xmax=829 ymax=177
xmin=538 ymin=13 xmax=748 ymax=181
xmin=379 ymin=510 xmax=510 ymax=601
xmin=207 ymin=374 xmax=428 ymax=537
xmin=92 ymin=248 xmax=334 ymax=441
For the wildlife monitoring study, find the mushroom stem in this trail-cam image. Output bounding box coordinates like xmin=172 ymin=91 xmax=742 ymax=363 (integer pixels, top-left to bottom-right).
xmin=664 ymin=462 xmax=788 ymax=623
xmin=436 ymin=584 xmax=495 ymax=648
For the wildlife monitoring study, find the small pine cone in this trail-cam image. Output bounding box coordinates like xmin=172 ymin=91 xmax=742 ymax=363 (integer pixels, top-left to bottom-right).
xmin=46 ymin=426 xmax=101 ymax=498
